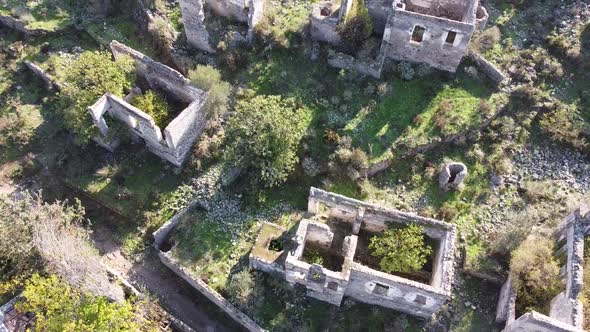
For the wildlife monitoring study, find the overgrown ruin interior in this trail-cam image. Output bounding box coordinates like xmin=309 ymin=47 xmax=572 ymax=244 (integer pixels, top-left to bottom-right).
xmin=89 ymin=41 xmax=208 ymax=167
xmin=250 ymin=187 xmax=456 ymax=318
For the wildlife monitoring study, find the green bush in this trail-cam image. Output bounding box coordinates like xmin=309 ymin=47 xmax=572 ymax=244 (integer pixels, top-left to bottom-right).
xmin=539 ymin=103 xmax=588 ymax=153
xmin=226 ymin=269 xmax=254 ymax=308
xmin=369 ymin=224 xmax=432 ymax=273
xmin=336 ymin=0 xmax=373 ymax=51
xmin=15 ymin=274 xmax=162 ymax=331
xmin=510 ymin=236 xmax=561 ymax=314
xmin=59 ymin=51 xmax=135 ymax=144
xmin=188 ymin=65 xmax=231 ymax=118
xmin=225 ymin=95 xmax=311 ymax=188
xmin=131 ymin=91 xmax=170 ymax=127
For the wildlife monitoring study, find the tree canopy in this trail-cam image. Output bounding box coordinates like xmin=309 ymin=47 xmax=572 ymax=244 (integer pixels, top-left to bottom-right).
xmin=15 ymin=274 xmax=161 ymax=332
xmin=225 ymin=95 xmax=311 ymax=188
xmin=368 ymin=224 xmax=432 ymax=273
xmin=60 ymin=51 xmax=135 ymax=144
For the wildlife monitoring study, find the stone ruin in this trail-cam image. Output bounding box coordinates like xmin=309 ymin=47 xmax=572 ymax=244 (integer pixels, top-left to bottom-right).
xmin=250 ymin=187 xmax=456 ymax=318
xmin=496 ymin=206 xmax=590 ymax=332
xmin=180 ymin=0 xmax=265 ymax=51
xmin=311 ymin=0 xmax=488 ymax=75
xmin=439 ymin=161 xmax=468 ymax=191
xmin=89 ymin=41 xmax=208 ymax=167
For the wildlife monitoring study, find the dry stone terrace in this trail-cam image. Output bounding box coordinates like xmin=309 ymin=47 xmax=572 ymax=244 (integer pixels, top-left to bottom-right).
xmin=89 ymin=41 xmax=209 ymax=167
xmin=250 ymin=187 xmax=456 ymax=318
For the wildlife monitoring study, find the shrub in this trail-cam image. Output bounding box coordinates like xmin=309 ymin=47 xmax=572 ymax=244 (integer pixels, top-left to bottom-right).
xmin=226 ymin=269 xmax=254 ymax=308
xmin=225 ymin=95 xmax=311 ymax=188
xmin=188 ymin=65 xmax=231 ymax=118
xmin=148 ymin=16 xmax=175 ymax=52
xmin=510 ymin=236 xmax=561 ymax=314
xmin=473 ymin=27 xmax=501 ymax=52
xmin=336 ymin=0 xmax=373 ymax=51
xmin=15 ymin=274 xmax=162 ymax=331
xmin=539 ymin=104 xmax=588 ymax=153
xmin=60 ymin=51 xmax=135 ymax=144
xmin=369 ymin=224 xmax=432 ymax=273
xmin=0 ymin=113 xmax=35 ymax=148
xmin=329 ymin=136 xmax=369 ymax=181
xmin=397 ymin=62 xmax=415 ymax=81
xmin=131 ymin=91 xmax=170 ymax=127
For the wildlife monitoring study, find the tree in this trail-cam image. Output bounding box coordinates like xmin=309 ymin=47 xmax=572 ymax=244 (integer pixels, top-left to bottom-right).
xmin=131 ymin=91 xmax=170 ymax=127
xmin=0 ymin=193 xmax=123 ymax=301
xmin=510 ymin=236 xmax=561 ymax=314
xmin=225 ymin=95 xmax=311 ymax=187
xmin=336 ymin=0 xmax=373 ymax=51
xmin=368 ymin=224 xmax=432 ymax=273
xmin=226 ymin=269 xmax=254 ymax=308
xmin=188 ymin=65 xmax=231 ymax=118
xmin=15 ymin=274 xmax=163 ymax=332
xmin=60 ymin=51 xmax=135 ymax=144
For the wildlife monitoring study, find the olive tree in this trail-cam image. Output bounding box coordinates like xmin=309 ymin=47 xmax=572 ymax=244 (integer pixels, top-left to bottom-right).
xmin=225 ymin=95 xmax=311 ymax=187
xmin=369 ymin=224 xmax=432 ymax=273
xmin=60 ymin=51 xmax=135 ymax=144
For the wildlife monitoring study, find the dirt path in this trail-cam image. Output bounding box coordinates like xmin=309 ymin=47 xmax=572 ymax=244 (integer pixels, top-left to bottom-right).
xmin=92 ymin=224 xmax=237 ymax=332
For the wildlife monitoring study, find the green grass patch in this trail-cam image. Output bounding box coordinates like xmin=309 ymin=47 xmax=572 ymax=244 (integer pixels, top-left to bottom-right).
xmin=345 ymin=73 xmax=495 ymax=162
xmin=0 ymin=0 xmax=71 ymax=31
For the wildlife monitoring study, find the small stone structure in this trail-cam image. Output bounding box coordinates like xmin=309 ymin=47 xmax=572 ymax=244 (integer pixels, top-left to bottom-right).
xmin=180 ymin=0 xmax=265 ymax=51
xmin=88 ymin=41 xmax=208 ymax=167
xmin=382 ymin=0 xmax=488 ymax=72
xmin=151 ymin=202 xmax=264 ymax=332
xmin=496 ymin=206 xmax=590 ymax=332
xmin=438 ymin=161 xmax=468 ymax=191
xmin=250 ymin=187 xmax=456 ymax=318
xmin=310 ymin=0 xmax=489 ymax=74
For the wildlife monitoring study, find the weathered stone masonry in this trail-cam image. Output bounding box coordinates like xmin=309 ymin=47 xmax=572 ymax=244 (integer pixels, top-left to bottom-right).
xmin=89 ymin=41 xmax=208 ymax=167
xmin=310 ymin=0 xmax=489 ymax=74
xmin=496 ymin=206 xmax=590 ymax=332
xmin=250 ymin=187 xmax=457 ymax=318
xmin=180 ymin=0 xmax=265 ymax=51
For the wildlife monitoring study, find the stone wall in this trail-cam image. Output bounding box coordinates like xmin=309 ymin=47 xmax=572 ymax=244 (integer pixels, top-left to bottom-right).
xmin=103 ymin=41 xmax=208 ymax=167
xmin=247 ymin=0 xmax=265 ymax=41
xmin=381 ymin=7 xmax=475 ymax=72
xmin=251 ymin=187 xmax=456 ymax=319
xmin=207 ymin=0 xmax=248 ymax=22
xmin=345 ymin=263 xmax=449 ymax=318
xmin=159 ymin=252 xmax=264 ymax=332
xmin=366 ymin=0 xmax=392 ymax=32
xmin=310 ymin=1 xmax=341 ymax=45
xmin=497 ymin=206 xmax=590 ymax=332
xmin=505 ymin=312 xmax=584 ymax=332
xmin=327 ymin=50 xmax=385 ymax=79
xmin=24 ymin=61 xmax=61 ymax=90
xmin=180 ymin=0 xmax=215 ymax=52
xmin=0 ymin=15 xmax=46 ymax=36
xmin=467 ymin=50 xmax=506 ymax=85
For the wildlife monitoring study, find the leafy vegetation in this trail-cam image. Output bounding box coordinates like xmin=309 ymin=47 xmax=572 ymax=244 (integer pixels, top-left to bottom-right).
xmin=369 ymin=224 xmax=432 ymax=273
xmin=14 ymin=274 xmax=162 ymax=331
xmin=337 ymin=0 xmax=373 ymax=51
xmin=60 ymin=51 xmax=134 ymax=144
xmin=188 ymin=65 xmax=231 ymax=118
xmin=225 ymin=95 xmax=312 ymax=188
xmin=131 ymin=91 xmax=170 ymax=127
xmin=510 ymin=236 xmax=562 ymax=315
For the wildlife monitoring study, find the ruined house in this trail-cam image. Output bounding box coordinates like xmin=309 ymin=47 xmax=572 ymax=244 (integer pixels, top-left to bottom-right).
xmin=89 ymin=41 xmax=208 ymax=167
xmin=250 ymin=187 xmax=456 ymax=318
xmin=180 ymin=0 xmax=265 ymax=51
xmin=496 ymin=206 xmax=589 ymax=332
xmin=311 ymin=0 xmax=489 ymax=74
